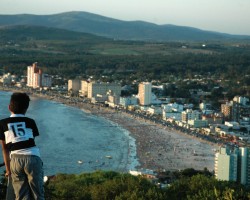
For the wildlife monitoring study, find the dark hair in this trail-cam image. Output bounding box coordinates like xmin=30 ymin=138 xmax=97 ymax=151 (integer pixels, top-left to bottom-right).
xmin=9 ymin=93 xmax=30 ymax=114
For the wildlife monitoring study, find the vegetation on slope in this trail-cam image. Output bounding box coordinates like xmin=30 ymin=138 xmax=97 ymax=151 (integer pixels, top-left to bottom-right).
xmin=1 ymin=170 xmax=249 ymax=200
xmin=1 ymin=11 xmax=249 ymax=41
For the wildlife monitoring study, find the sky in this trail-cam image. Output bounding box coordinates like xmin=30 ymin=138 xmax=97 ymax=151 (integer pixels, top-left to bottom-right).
xmin=1 ymin=0 xmax=250 ymax=35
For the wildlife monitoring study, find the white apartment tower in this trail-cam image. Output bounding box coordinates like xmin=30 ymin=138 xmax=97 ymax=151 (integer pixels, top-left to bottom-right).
xmin=27 ymin=62 xmax=52 ymax=88
xmin=215 ymin=146 xmax=250 ymax=186
xmin=215 ymin=146 xmax=238 ymax=182
xmin=27 ymin=62 xmax=40 ymax=87
xmin=138 ymin=82 xmax=152 ymax=106
xmin=81 ymin=80 xmax=89 ymax=97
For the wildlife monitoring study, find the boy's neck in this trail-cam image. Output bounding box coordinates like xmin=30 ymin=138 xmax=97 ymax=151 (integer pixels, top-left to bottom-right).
xmin=10 ymin=113 xmax=25 ymax=117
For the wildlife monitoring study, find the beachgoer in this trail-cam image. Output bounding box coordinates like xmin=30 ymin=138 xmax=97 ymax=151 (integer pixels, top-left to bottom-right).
xmin=0 ymin=92 xmax=44 ymax=200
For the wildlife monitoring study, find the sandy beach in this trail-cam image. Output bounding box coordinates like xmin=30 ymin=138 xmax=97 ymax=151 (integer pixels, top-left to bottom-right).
xmin=35 ymin=93 xmax=217 ymax=172
xmin=96 ymin=108 xmax=217 ymax=171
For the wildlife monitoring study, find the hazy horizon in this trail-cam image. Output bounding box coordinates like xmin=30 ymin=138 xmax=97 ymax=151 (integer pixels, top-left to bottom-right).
xmin=0 ymin=0 xmax=250 ymax=36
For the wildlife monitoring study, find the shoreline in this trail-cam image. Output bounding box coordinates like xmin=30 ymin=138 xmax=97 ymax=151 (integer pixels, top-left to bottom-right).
xmin=35 ymin=93 xmax=217 ymax=172
xmin=2 ymin=89 xmax=218 ymax=172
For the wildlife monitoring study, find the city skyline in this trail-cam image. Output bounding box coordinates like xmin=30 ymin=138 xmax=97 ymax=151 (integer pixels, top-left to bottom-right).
xmin=0 ymin=0 xmax=250 ymax=35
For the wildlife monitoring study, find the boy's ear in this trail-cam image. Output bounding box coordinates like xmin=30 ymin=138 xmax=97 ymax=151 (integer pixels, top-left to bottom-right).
xmin=8 ymin=105 xmax=14 ymax=114
xmin=8 ymin=105 xmax=12 ymax=113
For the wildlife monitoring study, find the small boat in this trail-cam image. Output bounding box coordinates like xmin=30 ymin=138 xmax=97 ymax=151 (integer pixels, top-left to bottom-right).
xmin=78 ymin=160 xmax=83 ymax=164
xmin=105 ymin=156 xmax=112 ymax=159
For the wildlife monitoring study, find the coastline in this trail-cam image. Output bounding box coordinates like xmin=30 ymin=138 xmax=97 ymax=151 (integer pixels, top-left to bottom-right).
xmin=96 ymin=107 xmax=217 ymax=171
xmin=3 ymin=89 xmax=218 ymax=172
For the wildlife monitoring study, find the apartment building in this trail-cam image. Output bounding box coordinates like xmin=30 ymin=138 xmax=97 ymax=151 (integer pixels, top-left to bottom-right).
xmin=188 ymin=119 xmax=208 ymax=128
xmin=27 ymin=62 xmax=52 ymax=88
xmin=221 ymin=101 xmax=240 ymax=122
xmin=81 ymin=80 xmax=89 ymax=97
xmin=202 ymin=113 xmax=223 ymax=125
xmin=68 ymin=79 xmax=81 ymax=94
xmin=162 ymin=103 xmax=184 ymax=112
xmin=119 ymin=96 xmax=138 ymax=107
xmin=182 ymin=109 xmax=201 ymax=122
xmin=215 ymin=146 xmax=250 ymax=186
xmin=138 ymin=82 xmax=152 ymax=106
xmin=163 ymin=112 xmax=182 ymax=121
xmin=87 ymin=82 xmax=121 ymax=99
xmin=233 ymin=96 xmax=249 ymax=106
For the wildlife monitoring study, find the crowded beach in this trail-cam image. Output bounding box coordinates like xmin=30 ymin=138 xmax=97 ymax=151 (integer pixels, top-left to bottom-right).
xmin=34 ymin=91 xmax=218 ymax=172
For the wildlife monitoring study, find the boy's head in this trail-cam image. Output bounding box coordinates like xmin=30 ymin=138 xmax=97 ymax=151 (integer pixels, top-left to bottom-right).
xmin=9 ymin=93 xmax=30 ymax=114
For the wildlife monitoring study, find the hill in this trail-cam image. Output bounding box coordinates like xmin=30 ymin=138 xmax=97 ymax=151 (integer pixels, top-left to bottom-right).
xmin=0 ymin=25 xmax=223 ymax=57
xmin=0 ymin=25 xmax=109 ymax=42
xmin=0 ymin=11 xmax=249 ymax=42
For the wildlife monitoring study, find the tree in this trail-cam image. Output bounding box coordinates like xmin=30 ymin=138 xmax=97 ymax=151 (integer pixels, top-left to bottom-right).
xmin=44 ymin=171 xmax=167 ymax=200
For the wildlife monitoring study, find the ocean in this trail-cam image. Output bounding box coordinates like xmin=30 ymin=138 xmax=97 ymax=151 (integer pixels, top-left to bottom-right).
xmin=0 ymin=91 xmax=139 ymax=176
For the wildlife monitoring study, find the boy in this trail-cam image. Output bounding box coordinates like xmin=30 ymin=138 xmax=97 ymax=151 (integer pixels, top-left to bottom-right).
xmin=0 ymin=92 xmax=44 ymax=200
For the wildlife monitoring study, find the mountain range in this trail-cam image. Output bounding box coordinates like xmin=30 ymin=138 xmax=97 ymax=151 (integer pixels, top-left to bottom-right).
xmin=0 ymin=11 xmax=249 ymax=42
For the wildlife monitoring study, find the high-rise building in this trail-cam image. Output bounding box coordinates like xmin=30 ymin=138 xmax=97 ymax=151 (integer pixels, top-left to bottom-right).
xmin=215 ymin=147 xmax=238 ymax=182
xmin=221 ymin=101 xmax=240 ymax=122
xmin=27 ymin=62 xmax=38 ymax=87
xmin=27 ymin=62 xmax=51 ymax=88
xmin=239 ymin=147 xmax=250 ymax=185
xmin=138 ymin=82 xmax=152 ymax=106
xmin=81 ymin=80 xmax=89 ymax=97
xmin=68 ymin=79 xmax=81 ymax=94
xmin=215 ymin=146 xmax=250 ymax=186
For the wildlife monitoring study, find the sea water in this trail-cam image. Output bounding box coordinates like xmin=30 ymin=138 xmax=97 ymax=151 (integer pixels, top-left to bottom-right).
xmin=0 ymin=91 xmax=139 ymax=176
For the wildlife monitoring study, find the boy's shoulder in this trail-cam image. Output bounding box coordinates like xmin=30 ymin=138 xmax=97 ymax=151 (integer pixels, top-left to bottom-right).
xmin=0 ymin=117 xmax=12 ymax=124
xmin=0 ymin=116 xmax=36 ymax=125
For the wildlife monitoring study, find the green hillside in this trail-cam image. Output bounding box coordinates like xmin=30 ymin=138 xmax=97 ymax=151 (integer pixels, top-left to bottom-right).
xmin=2 ymin=171 xmax=249 ymax=200
xmin=0 ymin=25 xmax=109 ymax=42
xmin=0 ymin=11 xmax=249 ymax=42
